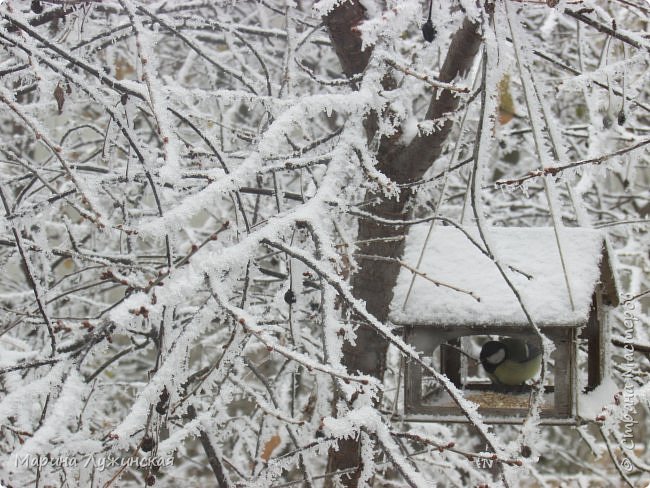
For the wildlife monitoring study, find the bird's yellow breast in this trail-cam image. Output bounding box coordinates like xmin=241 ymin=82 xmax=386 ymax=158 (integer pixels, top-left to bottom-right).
xmin=492 ymin=355 xmax=542 ymax=386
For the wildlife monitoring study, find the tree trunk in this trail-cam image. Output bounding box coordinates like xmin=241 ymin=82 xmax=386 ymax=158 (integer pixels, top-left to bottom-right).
xmin=323 ymin=5 xmax=482 ymax=485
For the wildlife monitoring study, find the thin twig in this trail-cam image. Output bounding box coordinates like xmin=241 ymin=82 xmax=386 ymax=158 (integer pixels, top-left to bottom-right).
xmin=497 ymin=138 xmax=650 ymax=187
xmin=565 ymin=9 xmax=650 ymax=53
xmin=354 ymin=253 xmax=480 ymax=302
xmin=384 ymin=59 xmax=470 ymax=93
xmin=0 ymin=184 xmax=56 ymax=357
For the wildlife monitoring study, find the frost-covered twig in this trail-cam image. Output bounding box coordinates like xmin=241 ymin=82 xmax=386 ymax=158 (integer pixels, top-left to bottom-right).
xmin=210 ymin=280 xmax=373 ymax=386
xmin=348 ymin=210 xmax=533 ymax=279
xmin=244 ymin=358 xmax=314 ymax=487
xmin=0 ymin=184 xmax=56 ymax=357
xmin=391 ymin=431 xmax=523 ymax=467
xmin=565 ymin=9 xmax=650 ymax=53
xmin=0 ymin=358 xmax=60 ymax=375
xmin=187 ymin=405 xmax=234 ymax=488
xmin=598 ymin=426 xmax=636 ymax=487
xmin=354 ymin=253 xmax=481 ymax=302
xmin=496 ymin=138 xmax=650 ymax=187
xmin=384 ymin=59 xmax=470 ymax=93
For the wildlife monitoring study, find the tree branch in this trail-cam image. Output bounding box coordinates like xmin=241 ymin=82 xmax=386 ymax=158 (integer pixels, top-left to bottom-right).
xmin=496 ymin=138 xmax=650 ymax=187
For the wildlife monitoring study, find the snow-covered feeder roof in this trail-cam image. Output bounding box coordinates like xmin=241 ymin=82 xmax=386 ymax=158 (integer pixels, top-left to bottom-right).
xmin=390 ymin=226 xmax=617 ymax=328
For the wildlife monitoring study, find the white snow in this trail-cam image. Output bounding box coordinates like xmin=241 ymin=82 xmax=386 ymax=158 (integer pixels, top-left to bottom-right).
xmin=578 ymin=375 xmax=618 ymax=420
xmin=390 ymin=226 xmax=607 ymax=327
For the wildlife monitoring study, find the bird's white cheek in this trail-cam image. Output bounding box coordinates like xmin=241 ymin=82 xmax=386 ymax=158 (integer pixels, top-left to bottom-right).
xmin=487 ymin=349 xmax=506 ymax=364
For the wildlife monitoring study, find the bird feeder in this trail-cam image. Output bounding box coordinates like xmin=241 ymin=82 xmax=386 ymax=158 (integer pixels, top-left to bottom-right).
xmin=390 ymin=226 xmax=619 ymax=424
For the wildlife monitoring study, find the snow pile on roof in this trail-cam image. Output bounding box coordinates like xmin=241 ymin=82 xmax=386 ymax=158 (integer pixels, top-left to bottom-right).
xmin=390 ymin=226 xmax=606 ymax=327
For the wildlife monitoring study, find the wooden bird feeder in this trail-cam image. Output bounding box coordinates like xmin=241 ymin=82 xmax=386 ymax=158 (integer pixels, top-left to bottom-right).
xmin=390 ymin=226 xmax=619 ymax=424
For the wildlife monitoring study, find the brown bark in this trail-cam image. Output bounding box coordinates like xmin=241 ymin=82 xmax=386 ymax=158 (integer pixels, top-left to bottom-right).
xmin=323 ymin=4 xmax=482 ymax=485
xmin=322 ymin=2 xmax=372 ymax=79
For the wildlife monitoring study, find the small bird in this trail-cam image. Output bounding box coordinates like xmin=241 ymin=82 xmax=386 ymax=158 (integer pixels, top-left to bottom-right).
xmin=479 ymin=338 xmax=541 ymax=386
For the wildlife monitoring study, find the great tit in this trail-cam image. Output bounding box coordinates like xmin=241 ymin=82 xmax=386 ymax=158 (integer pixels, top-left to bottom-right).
xmin=479 ymin=338 xmax=541 ymax=386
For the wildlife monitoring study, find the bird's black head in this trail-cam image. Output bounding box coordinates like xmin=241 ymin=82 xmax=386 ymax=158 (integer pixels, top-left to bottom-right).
xmin=480 ymin=341 xmax=507 ymax=373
